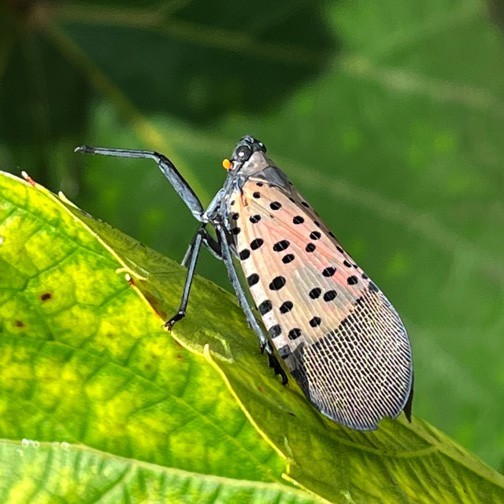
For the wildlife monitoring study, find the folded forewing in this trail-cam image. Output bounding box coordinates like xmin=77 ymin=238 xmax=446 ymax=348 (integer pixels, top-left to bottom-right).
xmin=228 ymin=176 xmax=413 ymax=429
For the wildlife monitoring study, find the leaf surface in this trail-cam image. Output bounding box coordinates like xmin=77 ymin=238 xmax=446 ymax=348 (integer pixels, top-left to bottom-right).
xmin=1 ymin=171 xmax=503 ymax=503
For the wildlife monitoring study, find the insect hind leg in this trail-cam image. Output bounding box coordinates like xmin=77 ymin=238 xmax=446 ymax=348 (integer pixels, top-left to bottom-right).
xmin=216 ymin=225 xmax=288 ymax=385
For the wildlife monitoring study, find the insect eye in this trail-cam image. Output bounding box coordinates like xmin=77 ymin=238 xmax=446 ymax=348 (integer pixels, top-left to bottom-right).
xmin=235 ymin=145 xmax=252 ymax=161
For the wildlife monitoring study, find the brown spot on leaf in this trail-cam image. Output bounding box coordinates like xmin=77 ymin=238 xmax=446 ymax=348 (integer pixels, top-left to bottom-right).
xmin=40 ymin=292 xmax=52 ymax=301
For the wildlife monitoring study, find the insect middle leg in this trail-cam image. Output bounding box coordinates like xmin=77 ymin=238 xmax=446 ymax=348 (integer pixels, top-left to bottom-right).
xmin=216 ymin=225 xmax=288 ymax=384
xmin=165 ymin=224 xmax=207 ymax=329
xmin=181 ymin=228 xmax=222 ymax=265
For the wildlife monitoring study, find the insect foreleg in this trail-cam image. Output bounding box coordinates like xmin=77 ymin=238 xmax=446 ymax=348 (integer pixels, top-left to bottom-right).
xmin=75 ymin=146 xmax=205 ymax=221
xmin=216 ymin=225 xmax=288 ymax=384
xmin=165 ymin=225 xmax=205 ymax=330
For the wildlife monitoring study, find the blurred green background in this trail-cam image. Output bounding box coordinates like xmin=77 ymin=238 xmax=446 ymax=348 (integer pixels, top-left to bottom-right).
xmin=1 ymin=0 xmax=503 ymax=471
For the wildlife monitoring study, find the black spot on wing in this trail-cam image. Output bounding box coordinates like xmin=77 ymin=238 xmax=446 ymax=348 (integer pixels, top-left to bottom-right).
xmin=258 ymin=300 xmax=272 ymax=315
xmin=269 ymin=324 xmax=282 ymax=338
xmin=247 ymin=273 xmax=259 ymax=287
xmin=322 ymin=267 xmax=336 ymax=277
xmin=269 ymin=276 xmax=286 ymax=291
xmin=279 ymin=301 xmax=293 ymax=314
xmin=273 ymin=240 xmax=290 ymax=252
xmin=282 ymin=254 xmax=295 ymax=264
xmin=347 ymin=275 xmax=358 ymax=285
xmin=239 ymin=249 xmax=250 ymax=260
xmin=250 ymin=238 xmax=264 ymax=250
xmin=369 ymin=282 xmax=379 ymax=293
xmin=323 ymin=290 xmax=337 ymax=302
xmin=288 ymin=328 xmax=302 ymax=340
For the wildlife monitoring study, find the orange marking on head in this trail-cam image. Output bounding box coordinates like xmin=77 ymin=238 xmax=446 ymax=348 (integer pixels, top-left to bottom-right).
xmin=222 ymin=158 xmax=233 ymax=171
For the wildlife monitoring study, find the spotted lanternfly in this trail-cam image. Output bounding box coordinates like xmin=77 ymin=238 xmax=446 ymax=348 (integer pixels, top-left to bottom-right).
xmin=76 ymin=136 xmax=414 ymax=430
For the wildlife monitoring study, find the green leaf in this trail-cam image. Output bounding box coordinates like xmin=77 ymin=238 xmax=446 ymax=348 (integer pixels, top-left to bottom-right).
xmin=2 ymin=171 xmax=504 ymax=502
xmin=2 ymin=0 xmax=504 ymax=494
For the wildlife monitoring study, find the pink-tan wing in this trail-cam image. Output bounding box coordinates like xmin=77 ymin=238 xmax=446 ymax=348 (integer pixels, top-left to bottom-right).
xmin=228 ymin=176 xmax=413 ymax=430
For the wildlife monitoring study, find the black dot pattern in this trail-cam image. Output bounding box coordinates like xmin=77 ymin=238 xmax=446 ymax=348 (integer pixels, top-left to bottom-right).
xmin=293 ymin=215 xmax=304 ymax=224
xmin=305 ymin=243 xmax=316 ymax=253
xmin=250 ymin=215 xmax=261 ymax=224
xmin=322 ymin=267 xmax=336 ymax=277
xmin=323 ymin=290 xmax=337 ymax=302
xmin=247 ymin=274 xmax=259 ymax=286
xmin=347 ymin=275 xmax=358 ymax=285
xmin=282 ymin=254 xmax=295 ymax=264
xmin=343 ymin=260 xmax=352 ymax=268
xmin=253 ymin=192 xmax=261 ymax=198
xmin=309 ymin=288 xmax=321 ymax=299
xmin=239 ymin=249 xmax=250 ymax=260
xmin=309 ymin=316 xmax=322 ymax=327
xmin=277 ymin=345 xmax=291 ymax=358
xmin=231 ymin=213 xmax=239 ymax=220
xmin=232 ymin=227 xmax=241 ymax=235
xmin=288 ymin=328 xmax=302 ymax=340
xmin=258 ymin=300 xmax=272 ymax=315
xmin=269 ymin=276 xmax=286 ymax=291
xmin=270 ymin=201 xmax=282 ymax=210
xmin=310 ymin=231 xmax=321 ymax=240
xmin=269 ymin=324 xmax=281 ymax=337
xmin=256 ymin=182 xmax=264 ymax=187
xmin=273 ymin=240 xmax=290 ymax=252
xmin=279 ymin=301 xmax=293 ymax=314
xmin=301 ymin=201 xmax=309 ymax=208
xmin=250 ymin=238 xmax=264 ymax=250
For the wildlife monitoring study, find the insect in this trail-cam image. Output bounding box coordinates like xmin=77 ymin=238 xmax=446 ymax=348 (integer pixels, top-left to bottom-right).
xmin=76 ymin=136 xmax=413 ymax=430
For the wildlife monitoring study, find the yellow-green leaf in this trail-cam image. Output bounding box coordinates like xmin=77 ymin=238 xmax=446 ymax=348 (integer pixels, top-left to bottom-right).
xmin=1 ymin=170 xmax=504 ymax=503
